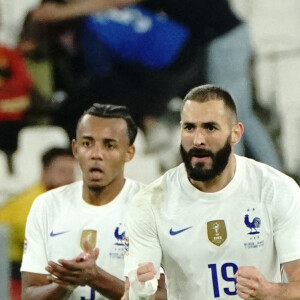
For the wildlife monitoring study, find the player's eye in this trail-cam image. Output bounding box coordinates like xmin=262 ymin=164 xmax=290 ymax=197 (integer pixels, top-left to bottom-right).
xmin=106 ymin=143 xmax=116 ymax=150
xmin=206 ymin=124 xmax=216 ymax=132
xmin=82 ymin=140 xmax=92 ymax=147
xmin=184 ymin=123 xmax=195 ymax=131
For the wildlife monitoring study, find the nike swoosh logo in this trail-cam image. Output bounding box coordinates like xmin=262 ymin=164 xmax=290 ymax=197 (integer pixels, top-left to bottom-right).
xmin=169 ymin=226 xmax=192 ymax=236
xmin=50 ymin=230 xmax=69 ymax=237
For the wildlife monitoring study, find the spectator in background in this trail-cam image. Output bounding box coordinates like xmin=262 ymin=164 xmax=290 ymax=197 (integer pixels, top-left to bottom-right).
xmin=230 ymin=0 xmax=300 ymax=180
xmin=0 ymin=147 xmax=76 ymax=300
xmin=30 ymin=0 xmax=282 ymax=171
xmin=0 ymin=45 xmax=33 ymax=173
xmin=28 ymin=0 xmax=205 ymax=141
xmin=204 ymin=1 xmax=282 ymax=170
xmin=0 ymin=0 xmax=41 ymax=48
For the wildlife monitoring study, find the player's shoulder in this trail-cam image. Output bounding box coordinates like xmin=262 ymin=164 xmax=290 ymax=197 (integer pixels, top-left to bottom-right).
xmin=120 ymin=178 xmax=146 ymax=202
xmin=132 ymin=164 xmax=182 ymax=201
xmin=125 ymin=178 xmax=146 ymax=192
xmin=238 ymin=155 xmax=298 ymax=189
xmin=32 ymin=181 xmax=82 ymax=208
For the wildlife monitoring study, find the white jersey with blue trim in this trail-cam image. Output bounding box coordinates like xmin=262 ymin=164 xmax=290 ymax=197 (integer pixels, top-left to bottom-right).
xmin=21 ymin=178 xmax=145 ymax=300
xmin=125 ymin=155 xmax=300 ymax=300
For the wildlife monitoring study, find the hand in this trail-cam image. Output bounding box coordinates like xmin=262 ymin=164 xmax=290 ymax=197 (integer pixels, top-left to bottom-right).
xmin=137 ymin=262 xmax=156 ymax=284
xmin=30 ymin=3 xmax=68 ymax=22
xmin=45 ymin=239 xmax=100 ymax=287
xmin=128 ymin=262 xmax=158 ymax=298
xmin=235 ymin=266 xmax=272 ymax=299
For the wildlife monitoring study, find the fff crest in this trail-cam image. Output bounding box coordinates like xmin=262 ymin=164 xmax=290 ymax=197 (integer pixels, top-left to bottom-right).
xmin=207 ymin=220 xmax=227 ymax=246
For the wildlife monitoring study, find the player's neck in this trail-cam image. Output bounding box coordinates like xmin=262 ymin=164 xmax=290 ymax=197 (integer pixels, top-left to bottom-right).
xmin=190 ymin=154 xmax=236 ymax=193
xmin=83 ymin=176 xmax=126 ymax=206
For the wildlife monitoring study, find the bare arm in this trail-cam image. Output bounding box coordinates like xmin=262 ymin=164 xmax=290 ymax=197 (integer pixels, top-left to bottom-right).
xmin=22 ymin=241 xmax=126 ymax=299
xmin=47 ymin=257 xmax=125 ymax=299
xmin=22 ymin=272 xmax=74 ymax=300
xmin=235 ymin=259 xmax=300 ymax=299
xmin=46 ymin=243 xmax=126 ymax=299
xmin=31 ymin=0 xmax=142 ymax=22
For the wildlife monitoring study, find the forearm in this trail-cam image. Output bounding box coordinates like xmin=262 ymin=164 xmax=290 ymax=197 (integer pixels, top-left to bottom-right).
xmin=22 ymin=283 xmax=74 ymax=300
xmin=268 ymin=260 xmax=300 ymax=300
xmin=62 ymin=0 xmax=141 ymax=19
xmin=32 ymin=0 xmax=143 ymax=23
xmin=154 ymin=287 xmax=167 ymax=300
xmin=267 ymin=282 xmax=300 ymax=300
xmin=89 ymin=267 xmax=125 ymax=299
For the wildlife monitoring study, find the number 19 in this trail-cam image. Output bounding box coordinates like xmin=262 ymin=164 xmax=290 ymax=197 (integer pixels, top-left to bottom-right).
xmin=208 ymin=263 xmax=238 ymax=298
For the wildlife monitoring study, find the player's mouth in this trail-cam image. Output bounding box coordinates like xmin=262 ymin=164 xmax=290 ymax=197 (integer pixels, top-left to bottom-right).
xmin=191 ymin=154 xmax=211 ymax=163
xmin=189 ymin=148 xmax=213 ymax=164
xmin=89 ymin=167 xmax=103 ymax=180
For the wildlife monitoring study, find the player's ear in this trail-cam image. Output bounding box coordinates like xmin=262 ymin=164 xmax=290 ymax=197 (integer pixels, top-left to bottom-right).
xmin=72 ymin=139 xmax=78 ymax=159
xmin=231 ymin=122 xmax=244 ymax=145
xmin=125 ymin=145 xmax=135 ymax=163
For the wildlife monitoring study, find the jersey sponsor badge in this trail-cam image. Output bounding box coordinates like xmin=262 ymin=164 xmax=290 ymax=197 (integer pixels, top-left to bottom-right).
xmin=207 ymin=220 xmax=227 ymax=246
xmin=80 ymin=230 xmax=97 ymax=250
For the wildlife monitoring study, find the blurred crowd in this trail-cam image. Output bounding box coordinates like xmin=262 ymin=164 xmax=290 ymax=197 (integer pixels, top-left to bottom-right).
xmin=0 ymin=0 xmax=300 ymax=298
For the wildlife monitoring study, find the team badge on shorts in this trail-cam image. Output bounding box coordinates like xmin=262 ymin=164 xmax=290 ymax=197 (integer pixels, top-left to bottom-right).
xmin=80 ymin=230 xmax=97 ymax=250
xmin=207 ymin=220 xmax=227 ymax=246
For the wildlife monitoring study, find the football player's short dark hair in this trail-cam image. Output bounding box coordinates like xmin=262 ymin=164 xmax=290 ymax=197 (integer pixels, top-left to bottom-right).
xmin=78 ymin=103 xmax=138 ymax=145
xmin=183 ymin=84 xmax=238 ymax=121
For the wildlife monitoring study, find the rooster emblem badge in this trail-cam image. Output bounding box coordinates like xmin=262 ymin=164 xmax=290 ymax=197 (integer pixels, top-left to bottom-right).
xmin=114 ymin=227 xmax=126 ymax=246
xmin=244 ymin=214 xmax=261 ymax=234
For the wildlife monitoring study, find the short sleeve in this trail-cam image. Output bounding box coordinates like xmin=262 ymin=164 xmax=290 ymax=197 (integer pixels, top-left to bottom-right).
xmin=273 ymin=179 xmax=300 ymax=263
xmin=124 ymin=192 xmax=162 ymax=279
xmin=21 ymin=195 xmax=48 ymax=274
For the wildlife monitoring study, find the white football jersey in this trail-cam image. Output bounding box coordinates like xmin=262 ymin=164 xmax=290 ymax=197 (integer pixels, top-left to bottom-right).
xmin=21 ymin=178 xmax=144 ymax=300
xmin=125 ymin=155 xmax=300 ymax=300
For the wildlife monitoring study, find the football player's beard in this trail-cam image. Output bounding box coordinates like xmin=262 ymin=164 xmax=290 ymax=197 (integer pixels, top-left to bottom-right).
xmin=180 ymin=136 xmax=232 ymax=182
